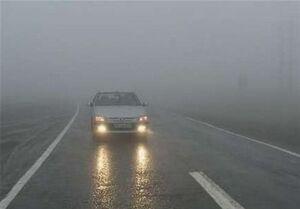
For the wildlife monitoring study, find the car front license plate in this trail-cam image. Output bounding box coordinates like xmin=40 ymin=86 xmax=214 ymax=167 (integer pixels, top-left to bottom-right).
xmin=113 ymin=123 xmax=132 ymax=129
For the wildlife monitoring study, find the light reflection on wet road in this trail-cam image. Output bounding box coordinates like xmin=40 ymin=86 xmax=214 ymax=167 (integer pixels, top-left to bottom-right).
xmin=90 ymin=139 xmax=154 ymax=209
xmin=131 ymin=144 xmax=153 ymax=209
xmin=92 ymin=145 xmax=115 ymax=209
xmin=3 ymin=108 xmax=300 ymax=209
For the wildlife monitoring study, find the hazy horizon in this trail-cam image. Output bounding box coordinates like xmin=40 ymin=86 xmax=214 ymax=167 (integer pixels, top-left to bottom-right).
xmin=1 ymin=1 xmax=299 ymax=109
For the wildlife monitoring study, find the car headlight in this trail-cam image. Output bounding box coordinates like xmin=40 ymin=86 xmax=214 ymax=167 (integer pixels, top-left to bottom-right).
xmin=137 ymin=124 xmax=147 ymax=133
xmin=139 ymin=115 xmax=148 ymax=122
xmin=95 ymin=116 xmax=105 ymax=122
xmin=97 ymin=124 xmax=107 ymax=133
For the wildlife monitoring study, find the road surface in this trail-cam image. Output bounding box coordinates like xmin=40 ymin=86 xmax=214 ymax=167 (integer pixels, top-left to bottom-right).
xmin=1 ymin=105 xmax=300 ymax=209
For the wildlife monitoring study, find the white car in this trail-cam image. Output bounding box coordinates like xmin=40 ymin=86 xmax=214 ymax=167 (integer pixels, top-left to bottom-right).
xmin=89 ymin=91 xmax=149 ymax=138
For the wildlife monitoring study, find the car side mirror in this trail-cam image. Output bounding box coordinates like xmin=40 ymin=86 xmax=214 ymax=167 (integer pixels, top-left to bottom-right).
xmin=142 ymin=102 xmax=148 ymax=107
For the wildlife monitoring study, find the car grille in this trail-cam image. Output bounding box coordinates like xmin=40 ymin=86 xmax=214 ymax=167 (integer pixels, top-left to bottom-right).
xmin=108 ymin=123 xmax=137 ymax=131
xmin=107 ymin=117 xmax=137 ymax=123
xmin=104 ymin=117 xmax=138 ymax=131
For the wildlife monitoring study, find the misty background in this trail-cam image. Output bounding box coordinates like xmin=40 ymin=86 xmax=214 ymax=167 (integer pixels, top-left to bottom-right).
xmin=1 ymin=1 xmax=300 ymax=148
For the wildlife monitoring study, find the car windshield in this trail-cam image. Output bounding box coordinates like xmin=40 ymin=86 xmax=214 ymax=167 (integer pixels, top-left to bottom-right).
xmin=94 ymin=92 xmax=141 ymax=106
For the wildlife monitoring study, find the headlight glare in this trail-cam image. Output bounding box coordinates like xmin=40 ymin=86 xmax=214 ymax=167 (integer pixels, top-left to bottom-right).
xmin=139 ymin=115 xmax=148 ymax=122
xmin=97 ymin=124 xmax=107 ymax=133
xmin=137 ymin=124 xmax=147 ymax=133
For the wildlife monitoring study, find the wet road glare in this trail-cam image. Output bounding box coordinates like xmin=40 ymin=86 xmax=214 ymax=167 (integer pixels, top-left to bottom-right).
xmin=90 ymin=137 xmax=155 ymax=209
xmin=2 ymin=107 xmax=300 ymax=209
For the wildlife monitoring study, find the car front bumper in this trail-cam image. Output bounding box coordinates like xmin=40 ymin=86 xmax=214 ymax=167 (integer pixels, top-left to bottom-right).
xmin=94 ymin=122 xmax=148 ymax=134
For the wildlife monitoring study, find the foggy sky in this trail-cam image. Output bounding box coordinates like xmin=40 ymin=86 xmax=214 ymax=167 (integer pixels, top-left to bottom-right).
xmin=1 ymin=1 xmax=299 ymax=107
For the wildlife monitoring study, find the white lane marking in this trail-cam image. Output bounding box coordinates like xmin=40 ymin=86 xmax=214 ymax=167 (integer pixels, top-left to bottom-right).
xmin=186 ymin=117 xmax=300 ymax=159
xmin=0 ymin=105 xmax=79 ymax=209
xmin=190 ymin=171 xmax=245 ymax=209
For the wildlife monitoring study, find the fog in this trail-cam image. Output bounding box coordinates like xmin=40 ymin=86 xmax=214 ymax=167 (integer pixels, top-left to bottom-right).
xmin=1 ymin=1 xmax=299 ymax=111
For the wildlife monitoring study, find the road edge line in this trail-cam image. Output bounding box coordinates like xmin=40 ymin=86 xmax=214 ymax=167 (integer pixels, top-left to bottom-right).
xmin=190 ymin=171 xmax=245 ymax=209
xmin=0 ymin=104 xmax=79 ymax=209
xmin=186 ymin=116 xmax=300 ymax=159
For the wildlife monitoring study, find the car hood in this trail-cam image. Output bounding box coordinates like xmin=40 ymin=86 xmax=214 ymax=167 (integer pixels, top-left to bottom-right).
xmin=93 ymin=106 xmax=146 ymax=118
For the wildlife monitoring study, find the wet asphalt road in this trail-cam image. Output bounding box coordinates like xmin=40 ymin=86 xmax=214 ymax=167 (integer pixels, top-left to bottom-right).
xmin=1 ymin=106 xmax=300 ymax=209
